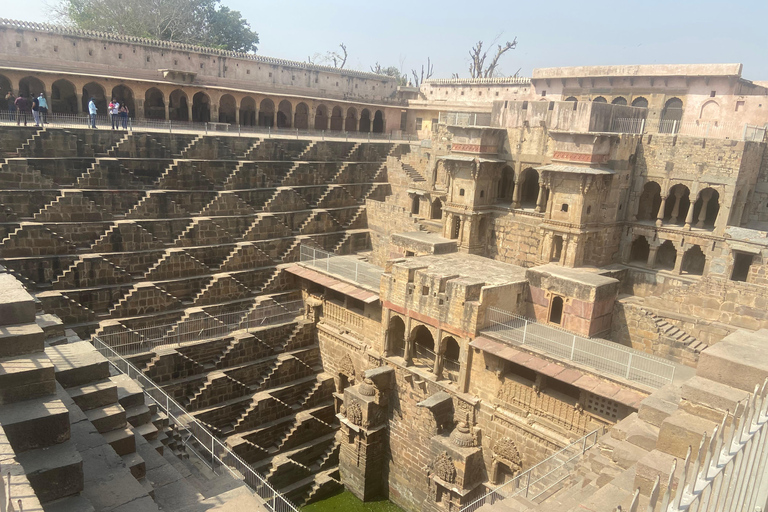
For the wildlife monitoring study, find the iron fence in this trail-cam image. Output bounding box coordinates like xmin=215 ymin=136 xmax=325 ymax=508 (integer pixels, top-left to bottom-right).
xmin=620 ymin=379 xmax=768 ymax=512
xmin=483 ymin=308 xmax=676 ymax=388
xmin=299 ymin=244 xmax=383 ymax=290
xmin=438 ymin=112 xmax=493 ymax=127
xmin=0 ymin=110 xmax=413 ymax=141
xmin=610 ymin=117 xmax=646 ymax=134
xmin=460 ymin=427 xmax=604 ymax=512
xmin=98 ymin=299 xmax=303 ymax=355
xmin=92 ymin=336 xmax=300 ymax=512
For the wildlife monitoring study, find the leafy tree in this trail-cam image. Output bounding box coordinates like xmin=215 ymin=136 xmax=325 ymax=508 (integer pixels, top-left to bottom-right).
xmin=370 ymin=63 xmax=408 ymax=86
xmin=57 ymin=0 xmax=258 ymax=53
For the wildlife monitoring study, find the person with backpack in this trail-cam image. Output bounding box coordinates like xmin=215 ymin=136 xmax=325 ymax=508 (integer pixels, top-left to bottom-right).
xmin=88 ymin=97 xmax=98 ymax=129
xmin=31 ymin=94 xmax=41 ymax=126
xmin=6 ymin=91 xmax=15 ymax=122
xmin=14 ymin=94 xmax=28 ymax=126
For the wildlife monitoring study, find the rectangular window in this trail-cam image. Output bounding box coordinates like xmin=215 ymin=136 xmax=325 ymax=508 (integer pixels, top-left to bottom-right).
xmin=584 ymin=393 xmax=620 ymax=420
xmin=731 ymin=252 xmax=754 ymax=282
xmin=432 ymin=119 xmax=439 ymax=132
xmin=416 ymin=118 xmax=423 ymax=130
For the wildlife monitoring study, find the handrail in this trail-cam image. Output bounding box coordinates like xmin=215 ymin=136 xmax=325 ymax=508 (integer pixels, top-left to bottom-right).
xmin=483 ymin=308 xmax=676 ymax=388
xmin=459 ymin=427 xmax=604 ymax=512
xmin=299 ymin=244 xmax=383 ymax=290
xmin=92 ymin=336 xmax=300 ymax=512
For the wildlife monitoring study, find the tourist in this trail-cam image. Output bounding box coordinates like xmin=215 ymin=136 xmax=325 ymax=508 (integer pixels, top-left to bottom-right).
xmin=30 ymin=94 xmax=40 ymax=127
xmin=37 ymin=93 xmax=48 ymax=124
xmin=119 ymin=103 xmax=129 ymax=130
xmin=108 ymin=99 xmax=114 ymax=128
xmin=5 ymin=91 xmax=15 ymax=122
xmin=14 ymin=94 xmax=28 ymax=126
xmin=110 ymin=100 xmax=120 ymax=130
xmin=88 ymin=97 xmax=98 ymax=129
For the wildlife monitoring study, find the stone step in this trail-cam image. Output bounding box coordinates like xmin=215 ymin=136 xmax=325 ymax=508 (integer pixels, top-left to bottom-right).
xmin=134 ymin=421 xmax=160 ymax=441
xmin=47 ymin=341 xmax=110 ymax=388
xmin=121 ymin=450 xmax=147 ymax=479
xmin=0 ymin=394 xmax=70 ymax=453
xmin=125 ymin=403 xmax=152 ymax=427
xmin=0 ymin=321 xmax=45 ymax=358
xmin=0 ymin=350 xmax=56 ymax=404
xmin=151 ymin=411 xmax=169 ymax=429
xmin=637 ymin=384 xmax=680 ymax=428
xmin=609 ymin=412 xmax=660 ymax=452
xmin=42 ymin=494 xmax=95 ymax=512
xmin=102 ymin=426 xmax=136 ymax=456
xmin=15 ymin=439 xmax=84 ymax=504
xmin=109 ymin=372 xmax=145 ymax=409
xmin=149 ymin=437 xmax=165 ymax=455
xmin=138 ymin=476 xmax=156 ymax=499
xmin=66 ymin=379 xmax=118 ymax=411
xmin=85 ymin=403 xmax=127 ymax=433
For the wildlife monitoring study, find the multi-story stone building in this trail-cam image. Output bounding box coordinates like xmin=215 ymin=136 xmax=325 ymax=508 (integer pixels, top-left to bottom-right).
xmin=1 ymin=18 xmax=768 ymax=512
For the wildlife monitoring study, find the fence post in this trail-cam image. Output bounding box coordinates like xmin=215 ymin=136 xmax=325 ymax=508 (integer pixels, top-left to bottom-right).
xmin=570 ymin=335 xmax=576 ymax=361
xmin=673 ymin=120 xmax=678 ymax=134
xmin=525 ymin=471 xmax=531 ymax=497
xmin=640 ymin=118 xmax=645 ymax=134
xmin=626 ymin=352 xmax=633 ymax=379
xmin=522 ymin=318 xmax=528 ymax=344
xmin=322 ymin=130 xmax=325 ymax=141
xmin=355 ymin=262 xmax=359 ymax=283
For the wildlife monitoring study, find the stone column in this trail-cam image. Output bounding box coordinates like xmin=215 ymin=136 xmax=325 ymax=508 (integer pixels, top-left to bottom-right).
xmin=696 ymin=189 xmax=714 ymax=228
xmin=670 ymin=188 xmax=684 ymax=223
xmin=381 ymin=308 xmax=392 ymax=357
xmin=459 ymin=338 xmax=471 ymax=394
xmin=511 ymin=179 xmax=522 ymax=208
xmin=164 ymin=102 xmax=170 ymax=121
xmin=656 ymin=195 xmax=667 ymax=227
xmin=683 ymin=199 xmax=696 ymax=230
xmin=433 ymin=329 xmax=443 ymax=379
xmin=673 ymin=249 xmax=684 ymax=274
xmin=75 ymin=92 xmax=83 ymax=115
xmin=648 ymin=245 xmax=660 ymax=268
xmin=535 ymin=185 xmax=546 ymax=213
xmin=235 ymin=107 xmax=240 ymax=126
xmin=403 ymin=316 xmax=413 ymax=366
xmin=308 ymin=110 xmax=316 ymax=130
xmin=187 ymin=102 xmax=193 ymax=122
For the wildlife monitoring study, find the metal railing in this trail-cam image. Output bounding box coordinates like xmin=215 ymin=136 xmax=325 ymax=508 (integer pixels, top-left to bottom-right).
xmin=92 ymin=336 xmax=299 ymax=512
xmin=460 ymin=427 xmax=604 ymax=512
xmin=98 ymin=298 xmax=303 ymax=355
xmin=483 ymin=308 xmax=676 ymax=388
xmin=299 ymin=244 xmax=383 ymax=290
xmin=0 ymin=110 xmax=414 ymax=141
xmin=610 ymin=117 xmax=646 ymax=134
xmin=412 ymin=343 xmax=437 ymax=369
xmin=438 ymin=111 xmax=493 ymax=127
xmin=621 ymin=379 xmax=768 ymax=512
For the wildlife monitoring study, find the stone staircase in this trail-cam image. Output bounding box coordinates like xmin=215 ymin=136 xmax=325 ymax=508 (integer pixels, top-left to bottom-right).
xmin=402 ymin=162 xmax=427 ymax=182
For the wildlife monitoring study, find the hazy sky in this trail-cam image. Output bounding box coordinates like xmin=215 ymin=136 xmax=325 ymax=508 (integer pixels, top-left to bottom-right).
xmin=6 ymin=0 xmax=768 ymax=80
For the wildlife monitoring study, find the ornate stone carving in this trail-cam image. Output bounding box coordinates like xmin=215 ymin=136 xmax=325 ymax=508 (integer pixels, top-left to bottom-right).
xmin=493 ymin=437 xmax=522 ymax=471
xmin=359 ymin=377 xmax=376 ymax=396
xmin=450 ymin=412 xmax=477 ymax=448
xmin=340 ymin=353 xmax=356 ymax=380
xmin=347 ymin=402 xmax=363 ymax=426
xmin=433 ymin=452 xmax=457 ymax=484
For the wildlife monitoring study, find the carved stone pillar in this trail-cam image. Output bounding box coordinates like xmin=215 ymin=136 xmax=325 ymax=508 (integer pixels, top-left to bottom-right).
xmin=164 ymin=102 xmax=170 ymax=121
xmin=648 ymin=245 xmax=660 ymax=268
xmin=670 ymin=188 xmax=685 ymax=223
xmin=381 ymin=308 xmax=391 ymax=357
xmin=403 ymin=316 xmax=413 ymax=366
xmin=535 ymin=185 xmax=547 ymax=213
xmin=656 ymin=195 xmax=667 ymax=227
xmin=511 ymin=177 xmax=522 ymax=208
xmin=696 ymin=189 xmax=714 ymax=228
xmin=433 ymin=329 xmax=443 ymax=379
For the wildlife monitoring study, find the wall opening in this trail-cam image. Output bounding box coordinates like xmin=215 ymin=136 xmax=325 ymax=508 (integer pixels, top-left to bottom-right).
xmin=636 ymin=181 xmax=662 ymax=221
xmin=731 ymin=252 xmax=754 ymax=282
xmin=431 ymin=198 xmax=443 ymax=220
xmin=218 ymin=94 xmax=236 ymax=124
xmin=551 ymin=235 xmax=563 ymax=262
xmin=169 ymin=89 xmax=189 ymax=121
xmin=51 ymin=79 xmax=77 ymax=114
xmin=192 ymin=91 xmax=211 ymax=123
xmin=498 ymin=166 xmax=515 ymax=203
xmin=663 ymin=184 xmax=691 ymax=225
xmin=240 ymin=96 xmax=256 ymax=126
xmin=519 ymin=168 xmax=539 ymax=208
xmin=315 ymin=105 xmax=329 ymax=130
xmin=258 ymin=98 xmax=275 ymax=127
xmin=389 ymin=316 xmax=405 ymax=357
xmin=111 ymin=85 xmax=136 ymax=118
xmin=681 ymin=245 xmax=706 ymax=275
xmin=294 ymin=102 xmax=309 ymax=130
xmin=692 ymin=188 xmax=720 ymax=230
xmin=549 ymin=296 xmax=564 ymax=325
xmin=656 ymin=240 xmax=677 ymax=270
xmin=411 ymin=195 xmax=420 ymax=215
xmin=411 ymin=325 xmax=435 ymax=370
xmin=144 ymin=87 xmax=165 ymax=119
xmin=276 ymin=100 xmax=292 ymax=128
xmin=344 ymin=107 xmax=357 ymax=132
xmin=629 ymin=236 xmax=650 ymax=264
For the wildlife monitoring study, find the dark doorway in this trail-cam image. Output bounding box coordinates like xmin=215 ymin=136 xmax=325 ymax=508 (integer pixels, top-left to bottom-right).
xmin=549 ymin=296 xmax=564 ymax=325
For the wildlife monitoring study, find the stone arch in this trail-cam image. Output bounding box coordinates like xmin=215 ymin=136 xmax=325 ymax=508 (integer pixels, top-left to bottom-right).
xmin=315 ymin=105 xmax=329 ymax=130
xmin=0 ymin=74 xmax=12 ymax=99
xmin=432 ymin=452 xmax=456 ymax=484
xmin=258 ymin=98 xmax=275 ymax=127
xmin=51 ymin=79 xmax=77 ymax=114
xmin=19 ymin=76 xmax=45 ymax=98
xmin=144 ymin=87 xmax=165 ymax=119
xmin=111 ymin=85 xmax=135 ymax=117
xmin=240 ymin=96 xmax=256 ymax=126
xmin=82 ymin=82 xmax=107 ymax=114
xmin=411 ymin=324 xmax=435 ymax=369
xmin=373 ymin=110 xmax=384 ymax=133
xmin=664 ymin=184 xmax=691 ymax=225
xmin=660 ymin=97 xmax=684 ymax=132
xmin=169 ymin=89 xmax=189 ymax=121
xmin=692 ymin=187 xmax=720 ymax=230
xmin=388 ymin=315 xmax=406 ymax=357
xmin=492 ymin=437 xmax=522 ymax=484
xmin=700 ymin=100 xmax=720 ymax=121
xmin=359 ymin=109 xmax=371 ymax=133
xmin=551 ymin=235 xmax=564 ymax=262
xmin=656 ymin=240 xmax=677 ymax=270
xmin=277 ymin=99 xmax=292 ymax=128
xmin=593 ymin=96 xmax=607 ymax=103
xmin=411 ymin=194 xmax=420 ymax=215
xmin=636 ymin=181 xmax=662 ymax=221
xmin=681 ymin=245 xmax=706 ymax=275
xmin=442 ymin=336 xmax=461 ymax=383
xmin=549 ymin=296 xmax=564 ymax=325
xmin=519 ymin=168 xmax=539 ymax=207
xmin=345 ymin=107 xmax=358 ymax=132
xmin=612 ymin=96 xmax=628 ymax=106
xmin=431 ymin=198 xmax=443 ymax=220
xmin=338 ymin=353 xmax=356 ymax=393
xmin=629 ymin=236 xmax=650 ymax=264
xmin=330 ymin=106 xmax=343 ymax=131
xmin=499 ymin=165 xmax=515 ymax=203
xmin=192 ymin=91 xmax=211 ymax=122
xmin=218 ymin=94 xmax=236 ymax=124
xmin=631 ymin=97 xmax=648 ymax=108
xmin=294 ymin=102 xmax=309 ymax=130
xmin=565 ymin=96 xmax=578 ymax=102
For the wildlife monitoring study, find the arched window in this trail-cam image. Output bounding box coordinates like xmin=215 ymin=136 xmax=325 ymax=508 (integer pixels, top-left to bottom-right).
xmin=389 ymin=316 xmax=405 ymax=357
xmin=663 ymin=184 xmax=691 ymax=225
xmin=660 ymin=97 xmax=683 ymax=133
xmin=359 ymin=109 xmax=371 ymax=132
xmin=144 ymin=87 xmax=165 ymax=119
xmin=192 ymin=91 xmax=211 ymax=123
xmin=169 ymin=89 xmax=189 ymax=121
xmin=294 ymin=102 xmax=309 ymax=130
xmin=277 ymin=100 xmax=292 ymax=128
xmin=315 ymin=105 xmax=329 ymax=130
xmin=345 ymin=107 xmax=358 ymax=132
xmin=656 ymin=240 xmax=677 ymax=270
xmin=593 ymin=96 xmax=608 ymax=103
xmin=431 ymin=198 xmax=443 ymax=220
xmin=611 ymin=97 xmax=627 ymax=106
xmin=51 ymin=79 xmax=77 ymax=114
xmin=692 ymin=188 xmax=720 ymax=230
xmin=373 ymin=110 xmax=385 ymax=133
xmin=240 ymin=96 xmax=256 ymax=126
xmin=258 ymin=98 xmax=275 ymax=127
xmin=549 ymin=296 xmax=564 ymax=325
xmin=636 ymin=182 xmax=662 ymax=221
xmin=218 ymin=94 xmax=236 ymax=124
xmin=411 ymin=325 xmax=435 ymax=370
xmin=565 ymin=96 xmax=578 ymax=102
xmin=631 ymin=97 xmax=648 ymax=108
xmin=443 ymin=337 xmax=460 ymax=383
xmin=629 ymin=236 xmax=650 ymax=264
xmin=519 ymin=168 xmax=539 ymax=207
xmin=330 ymin=106 xmax=343 ymax=131
xmin=681 ymin=245 xmax=706 ymax=275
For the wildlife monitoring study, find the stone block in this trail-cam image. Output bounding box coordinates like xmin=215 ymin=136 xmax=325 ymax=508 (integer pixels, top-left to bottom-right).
xmin=697 ymin=329 xmax=768 ymax=392
xmin=46 ymin=341 xmax=110 ymax=388
xmin=680 ymin=376 xmax=749 ymax=424
xmin=103 ymin=426 xmax=136 ymax=456
xmin=637 ymin=384 xmax=680 ymax=428
xmin=85 ymin=403 xmax=127 ymax=433
xmin=0 ymin=394 xmax=70 ymax=452
xmin=0 ymin=322 xmax=45 ymax=358
xmin=0 ymin=273 xmax=36 ymax=326
xmin=67 ymin=379 xmax=119 ymax=411
xmin=0 ymin=351 xmax=56 ymax=405
xmin=15 ymin=440 xmax=84 ymax=504
xmin=656 ymin=411 xmax=717 ymax=459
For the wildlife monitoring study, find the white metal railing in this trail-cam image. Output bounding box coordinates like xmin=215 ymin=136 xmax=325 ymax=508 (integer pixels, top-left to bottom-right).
xmin=425 ymin=77 xmax=532 ymax=85
xmin=483 ymin=308 xmax=676 ymax=388
xmin=438 ymin=111 xmax=493 ymax=127
xmin=98 ymin=298 xmax=303 ymax=355
xmin=610 ymin=117 xmax=646 ymax=134
xmin=299 ymin=244 xmax=383 ymax=290
xmin=91 ymin=336 xmax=299 ymax=512
xmin=620 ymin=379 xmax=768 ymax=512
xmin=608 ymin=115 xmax=767 ymax=142
xmin=460 ymin=427 xmax=604 ymax=512
xmin=0 ymin=111 xmax=413 ymax=141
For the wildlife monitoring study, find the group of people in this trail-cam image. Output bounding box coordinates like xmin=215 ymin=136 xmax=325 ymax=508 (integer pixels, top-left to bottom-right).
xmin=86 ymin=98 xmax=129 ymax=130
xmin=5 ymin=91 xmax=49 ymax=127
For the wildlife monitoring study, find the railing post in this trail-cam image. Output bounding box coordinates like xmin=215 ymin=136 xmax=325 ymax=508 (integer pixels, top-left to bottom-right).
xmin=640 ymin=118 xmax=645 ymax=134
xmin=626 ymin=352 xmax=633 ymax=379
xmin=570 ymin=335 xmax=576 ymax=361
xmin=522 ymin=318 xmax=528 ymax=344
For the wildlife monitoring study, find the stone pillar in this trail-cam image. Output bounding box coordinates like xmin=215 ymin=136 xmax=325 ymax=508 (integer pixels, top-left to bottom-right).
xmin=656 ymin=195 xmax=667 ymax=227
xmin=235 ymin=107 xmax=240 ymax=126
xmin=459 ymin=338 xmax=471 ymax=393
xmin=308 ymin=110 xmax=316 ymax=130
xmin=670 ymin=188 xmax=684 ymax=223
xmin=683 ymin=198 xmax=696 ymax=229
xmin=163 ymin=102 xmax=170 ymax=121
xmin=535 ymin=185 xmax=547 ymax=213
xmin=696 ymin=189 xmax=714 ymax=228
xmin=433 ymin=329 xmax=443 ymax=379
xmin=511 ymin=181 xmax=522 ymax=208
xmin=673 ymin=248 xmax=684 ymax=275
xmin=403 ymin=316 xmax=413 ymax=366
xmin=381 ymin=309 xmax=391 ymax=357
xmin=648 ymin=245 xmax=660 ymax=268
xmin=187 ymin=102 xmax=193 ymax=122
xmin=75 ymin=93 xmax=83 ymax=115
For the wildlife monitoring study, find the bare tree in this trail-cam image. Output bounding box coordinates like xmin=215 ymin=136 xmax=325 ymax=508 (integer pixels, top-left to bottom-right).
xmin=468 ymin=37 xmax=517 ymax=78
xmin=330 ymin=43 xmax=348 ymax=69
xmin=410 ymin=57 xmax=434 ymax=87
